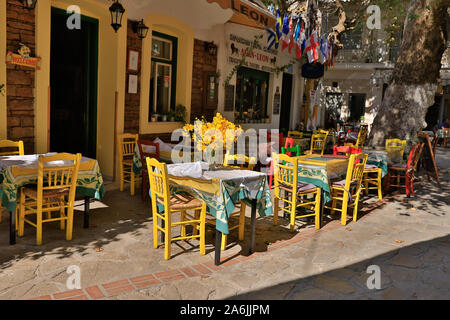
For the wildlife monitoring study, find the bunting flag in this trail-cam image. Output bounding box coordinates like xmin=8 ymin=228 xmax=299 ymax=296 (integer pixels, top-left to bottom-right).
xmin=319 ymin=35 xmax=329 ymax=64
xmin=294 ymin=19 xmax=306 ymax=59
xmin=305 ymin=29 xmax=319 ymax=63
xmin=288 ymin=17 xmax=295 ymax=54
xmin=275 ymin=8 xmax=282 ymax=49
xmin=266 ymin=28 xmax=277 ymax=50
xmin=281 ymin=14 xmax=290 ymax=51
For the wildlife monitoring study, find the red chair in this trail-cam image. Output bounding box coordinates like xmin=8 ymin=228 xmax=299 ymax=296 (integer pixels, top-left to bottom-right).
xmin=385 ymin=143 xmax=424 ymax=197
xmin=284 ymin=137 xmax=294 ymax=150
xmin=137 ymin=140 xmax=160 ymax=202
xmin=333 ymin=145 xmax=362 ymax=156
xmin=258 ymin=131 xmax=284 ymax=189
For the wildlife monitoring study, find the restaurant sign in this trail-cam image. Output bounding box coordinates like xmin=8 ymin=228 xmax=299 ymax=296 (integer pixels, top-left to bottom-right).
xmin=6 ymin=44 xmax=41 ymax=70
xmin=227 ymin=33 xmax=277 ymax=73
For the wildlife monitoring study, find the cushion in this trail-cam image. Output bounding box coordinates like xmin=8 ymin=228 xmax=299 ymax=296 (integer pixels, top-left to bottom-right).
xmin=153 ymin=137 xmax=173 ymax=153
xmin=279 ymin=181 xmax=317 ymax=194
xmin=157 ymin=193 xmax=203 ymax=210
xmin=364 ymin=164 xmax=378 ymax=170
xmin=332 ymin=179 xmax=356 ymax=187
xmin=389 ymin=163 xmax=406 ymax=170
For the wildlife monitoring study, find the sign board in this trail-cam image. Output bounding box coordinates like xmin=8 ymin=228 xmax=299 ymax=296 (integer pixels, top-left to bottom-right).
xmin=417 ymin=131 xmax=441 ymax=188
xmin=6 ymin=45 xmax=41 ymax=70
xmin=227 ymin=33 xmax=277 ymax=73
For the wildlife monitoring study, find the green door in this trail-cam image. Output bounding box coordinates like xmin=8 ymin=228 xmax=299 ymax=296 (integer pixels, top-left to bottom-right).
xmin=50 ymin=7 xmax=98 ymax=158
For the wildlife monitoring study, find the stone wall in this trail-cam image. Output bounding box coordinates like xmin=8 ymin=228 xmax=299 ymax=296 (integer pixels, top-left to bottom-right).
xmin=124 ymin=20 xmax=142 ymax=134
xmin=191 ymin=39 xmax=217 ymax=121
xmin=6 ymin=0 xmax=36 ymax=153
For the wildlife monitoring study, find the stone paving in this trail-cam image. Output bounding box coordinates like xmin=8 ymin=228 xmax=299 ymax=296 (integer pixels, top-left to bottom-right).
xmin=0 ymin=148 xmax=448 ymax=300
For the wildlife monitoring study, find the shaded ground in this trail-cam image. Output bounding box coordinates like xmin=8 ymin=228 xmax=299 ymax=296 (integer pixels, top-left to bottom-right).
xmin=0 ymin=148 xmax=448 ymax=300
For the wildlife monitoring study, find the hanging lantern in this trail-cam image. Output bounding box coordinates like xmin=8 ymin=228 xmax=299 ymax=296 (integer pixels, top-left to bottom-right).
xmin=22 ymin=0 xmax=37 ymax=9
xmin=109 ymin=0 xmax=125 ymax=33
xmin=132 ymin=20 xmax=149 ymax=40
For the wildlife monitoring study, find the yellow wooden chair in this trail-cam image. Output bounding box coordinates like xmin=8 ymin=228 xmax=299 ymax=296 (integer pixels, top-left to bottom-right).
xmin=219 ymin=152 xmax=255 ymax=250
xmin=324 ymin=153 xmax=368 ymax=225
xmin=272 ymin=153 xmax=322 ymax=232
xmin=118 ymin=133 xmax=140 ymax=195
xmin=0 ymin=139 xmax=24 ymax=224
xmin=288 ymin=131 xmax=303 ymax=139
xmin=0 ymin=139 xmax=24 ymax=156
xmin=18 ymin=153 xmax=81 ymax=245
xmin=362 ymin=165 xmax=383 ymax=200
xmin=386 ymin=139 xmax=407 ymax=161
xmin=223 ymin=152 xmax=256 ymax=170
xmin=146 ymin=158 xmax=207 ymax=260
xmin=305 ymin=133 xmax=327 ymax=156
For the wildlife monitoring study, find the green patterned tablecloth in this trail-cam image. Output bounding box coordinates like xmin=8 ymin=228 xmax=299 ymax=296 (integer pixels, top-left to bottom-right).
xmin=0 ymin=154 xmax=105 ymax=212
xmin=362 ymin=149 xmax=403 ymax=178
xmin=160 ymin=166 xmax=273 ymax=235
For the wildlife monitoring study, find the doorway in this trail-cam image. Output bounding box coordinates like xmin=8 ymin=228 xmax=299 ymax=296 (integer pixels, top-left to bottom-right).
xmin=349 ymin=93 xmax=366 ymax=122
xmin=50 ymin=7 xmax=98 ymax=158
xmin=279 ymin=73 xmax=293 ymax=133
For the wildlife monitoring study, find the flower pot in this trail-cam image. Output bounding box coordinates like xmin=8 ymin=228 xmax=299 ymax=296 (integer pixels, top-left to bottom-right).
xmin=170 ymin=116 xmax=175 ymax=122
xmin=162 ymin=115 xmax=168 ymax=122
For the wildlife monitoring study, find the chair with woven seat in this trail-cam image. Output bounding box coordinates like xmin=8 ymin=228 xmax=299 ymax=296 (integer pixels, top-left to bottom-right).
xmin=138 ymin=139 xmax=160 ymax=203
xmin=324 ymin=152 xmax=368 ymax=225
xmin=118 ymin=133 xmax=140 ymax=196
xmin=18 ymin=153 xmax=81 ymax=245
xmin=281 ymin=144 xmax=302 ymax=157
xmin=386 ymin=143 xmax=424 ymax=197
xmin=363 ymin=164 xmax=383 ymax=200
xmin=305 ymin=133 xmax=327 ymax=156
xmin=0 ymin=139 xmax=24 ymax=224
xmin=146 ymin=158 xmax=207 ymax=260
xmin=386 ymin=139 xmax=407 ymax=162
xmin=223 ymin=152 xmax=256 ymax=170
xmin=272 ymin=153 xmax=322 ymax=232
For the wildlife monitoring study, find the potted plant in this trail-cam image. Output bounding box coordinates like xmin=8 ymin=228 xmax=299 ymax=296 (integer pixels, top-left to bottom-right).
xmin=162 ymin=112 xmax=168 ymax=122
xmin=174 ymin=104 xmax=187 ymax=122
xmin=168 ymin=111 xmax=175 ymax=122
xmin=151 ymin=113 xmax=159 ymax=122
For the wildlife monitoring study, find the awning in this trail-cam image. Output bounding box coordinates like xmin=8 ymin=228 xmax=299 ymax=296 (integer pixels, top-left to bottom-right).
xmin=207 ymin=0 xmax=276 ymax=29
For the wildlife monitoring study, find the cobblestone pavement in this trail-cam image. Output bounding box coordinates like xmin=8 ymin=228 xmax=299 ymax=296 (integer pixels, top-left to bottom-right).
xmin=0 ymin=148 xmax=448 ymax=300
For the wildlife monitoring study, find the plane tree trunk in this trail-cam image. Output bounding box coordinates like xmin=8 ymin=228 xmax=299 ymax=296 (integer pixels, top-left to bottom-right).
xmin=368 ymin=0 xmax=449 ymax=146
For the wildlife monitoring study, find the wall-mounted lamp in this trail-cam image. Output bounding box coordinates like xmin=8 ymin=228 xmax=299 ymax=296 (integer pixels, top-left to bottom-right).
xmin=22 ymin=0 xmax=37 ymax=9
xmin=204 ymin=41 xmax=217 ymax=56
xmin=132 ymin=19 xmax=149 ymax=40
xmin=109 ymin=0 xmax=125 ymax=33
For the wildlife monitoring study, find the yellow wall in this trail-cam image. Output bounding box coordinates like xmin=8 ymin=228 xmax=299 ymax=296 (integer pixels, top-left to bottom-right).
xmin=139 ymin=14 xmax=194 ymax=134
xmin=35 ymin=0 xmax=127 ymax=179
xmin=0 ymin=0 xmax=6 ymax=139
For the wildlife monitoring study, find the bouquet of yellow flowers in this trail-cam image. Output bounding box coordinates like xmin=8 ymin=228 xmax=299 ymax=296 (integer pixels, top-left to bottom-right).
xmin=183 ymin=113 xmax=243 ymax=152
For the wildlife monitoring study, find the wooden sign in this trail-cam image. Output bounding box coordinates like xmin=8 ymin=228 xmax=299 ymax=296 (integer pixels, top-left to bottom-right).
xmin=6 ymin=45 xmax=41 ymax=70
xmin=417 ymin=131 xmax=441 ymax=188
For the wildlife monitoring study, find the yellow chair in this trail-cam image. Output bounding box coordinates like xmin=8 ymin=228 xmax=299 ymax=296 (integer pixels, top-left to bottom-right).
xmin=363 ymin=165 xmax=383 ymax=200
xmin=324 ymin=153 xmax=368 ymax=225
xmin=220 ymin=151 xmax=254 ymax=250
xmin=118 ymin=133 xmax=140 ymax=195
xmin=272 ymin=153 xmax=322 ymax=232
xmin=146 ymin=157 xmax=207 ymax=260
xmin=305 ymin=133 xmax=327 ymax=155
xmin=0 ymin=139 xmax=24 ymax=156
xmin=288 ymin=131 xmax=303 ymax=139
xmin=223 ymin=152 xmax=256 ymax=170
xmin=386 ymin=139 xmax=407 ymax=161
xmin=0 ymin=139 xmax=24 ymax=224
xmin=18 ymin=153 xmax=81 ymax=245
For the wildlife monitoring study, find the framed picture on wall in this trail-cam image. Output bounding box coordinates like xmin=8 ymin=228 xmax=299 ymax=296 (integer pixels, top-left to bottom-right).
xmin=128 ymin=50 xmax=140 ymax=72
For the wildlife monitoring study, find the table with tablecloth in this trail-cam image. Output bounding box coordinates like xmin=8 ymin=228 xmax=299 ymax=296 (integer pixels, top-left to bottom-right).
xmin=153 ymin=162 xmax=273 ymax=265
xmin=294 ymin=155 xmax=349 ymax=203
xmin=0 ymin=153 xmax=105 ymax=244
xmin=362 ymin=148 xmax=403 ymax=178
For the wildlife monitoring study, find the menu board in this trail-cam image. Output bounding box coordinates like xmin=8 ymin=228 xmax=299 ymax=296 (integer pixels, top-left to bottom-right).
xmin=224 ymin=85 xmax=235 ymax=111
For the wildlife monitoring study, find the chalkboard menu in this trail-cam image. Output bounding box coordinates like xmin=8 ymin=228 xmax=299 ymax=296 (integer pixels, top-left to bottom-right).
xmin=417 ymin=131 xmax=441 ymax=188
xmin=224 ymin=85 xmax=235 ymax=111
